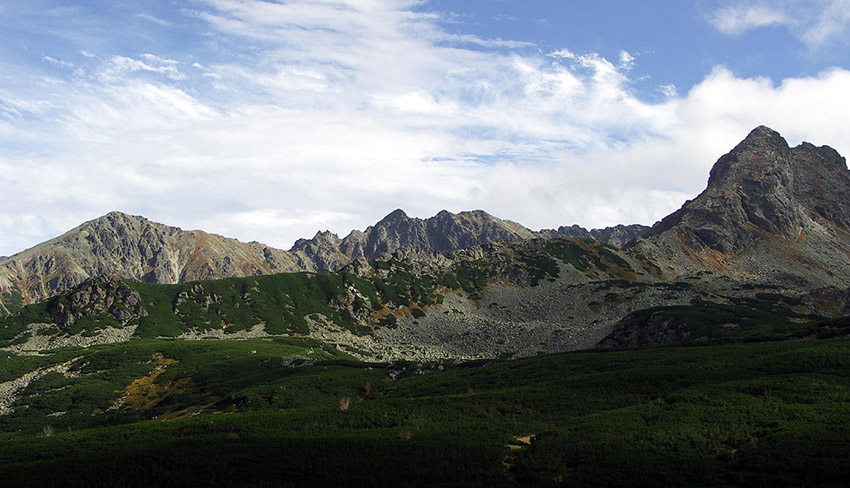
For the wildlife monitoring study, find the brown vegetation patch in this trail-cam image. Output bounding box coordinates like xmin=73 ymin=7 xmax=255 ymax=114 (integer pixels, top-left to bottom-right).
xmin=114 ymin=353 xmax=189 ymax=412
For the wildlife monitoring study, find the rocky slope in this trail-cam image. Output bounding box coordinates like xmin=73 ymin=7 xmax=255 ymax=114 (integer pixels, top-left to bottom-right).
xmin=0 ymin=235 xmax=686 ymax=359
xmin=632 ymin=126 xmax=850 ymax=289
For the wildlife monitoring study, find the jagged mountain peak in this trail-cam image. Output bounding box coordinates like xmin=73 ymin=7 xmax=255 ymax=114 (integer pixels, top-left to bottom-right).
xmin=706 ymin=126 xmax=848 ymax=195
xmin=645 ymin=126 xmax=850 ymax=252
xmin=311 ymin=230 xmax=342 ymax=243
xmin=636 ymin=126 xmax=850 ymax=287
xmin=86 ymin=211 xmax=162 ymax=229
xmin=102 ymin=210 xmax=147 ymax=220
xmin=706 ymin=125 xmax=791 ymax=188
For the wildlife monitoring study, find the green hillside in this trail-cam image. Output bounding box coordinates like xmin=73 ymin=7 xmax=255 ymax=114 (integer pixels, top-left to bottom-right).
xmin=2 ymin=338 xmax=849 ymax=487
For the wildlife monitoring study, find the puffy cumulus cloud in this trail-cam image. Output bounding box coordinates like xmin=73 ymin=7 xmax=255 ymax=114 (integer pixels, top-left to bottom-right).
xmin=2 ymin=0 xmax=850 ymax=256
xmin=708 ymin=0 xmax=850 ymax=48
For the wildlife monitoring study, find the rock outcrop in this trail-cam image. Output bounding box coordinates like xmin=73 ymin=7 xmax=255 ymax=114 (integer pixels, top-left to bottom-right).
xmin=47 ymin=277 xmax=148 ymax=329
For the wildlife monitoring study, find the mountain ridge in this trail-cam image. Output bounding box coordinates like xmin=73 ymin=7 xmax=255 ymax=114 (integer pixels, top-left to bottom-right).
xmin=0 ymin=208 xmax=648 ymax=314
xmin=0 ymin=211 xmax=303 ymax=313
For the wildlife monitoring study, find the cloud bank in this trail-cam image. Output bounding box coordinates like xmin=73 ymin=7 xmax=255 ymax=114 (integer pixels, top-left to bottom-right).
xmin=1 ymin=0 xmax=850 ymax=256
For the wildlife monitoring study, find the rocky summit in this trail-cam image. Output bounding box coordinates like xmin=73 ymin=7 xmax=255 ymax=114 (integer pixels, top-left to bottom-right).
xmin=633 ymin=125 xmax=850 ymax=288
xmin=289 ymin=209 xmax=538 ymax=273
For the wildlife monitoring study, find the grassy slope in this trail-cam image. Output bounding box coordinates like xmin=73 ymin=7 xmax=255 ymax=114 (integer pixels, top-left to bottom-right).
xmin=1 ymin=339 xmax=849 ymax=487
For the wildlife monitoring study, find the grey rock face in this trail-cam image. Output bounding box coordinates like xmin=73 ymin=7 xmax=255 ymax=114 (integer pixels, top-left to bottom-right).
xmin=290 ymin=208 xmax=649 ymax=274
xmin=631 ymin=126 xmax=850 ymax=289
xmin=643 ymin=126 xmax=850 ymax=254
xmin=290 ymin=209 xmax=538 ymax=272
xmin=539 ymin=224 xmax=650 ymax=248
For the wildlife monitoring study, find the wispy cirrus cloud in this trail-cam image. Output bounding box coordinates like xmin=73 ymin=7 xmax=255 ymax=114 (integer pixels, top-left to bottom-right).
xmin=709 ymin=3 xmax=787 ymax=35
xmin=136 ymin=12 xmax=173 ymax=26
xmin=708 ymin=0 xmax=850 ymax=48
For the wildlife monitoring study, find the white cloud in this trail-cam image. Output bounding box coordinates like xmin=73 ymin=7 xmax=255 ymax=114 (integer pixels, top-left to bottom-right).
xmin=443 ymin=34 xmax=535 ymax=49
xmin=660 ymin=83 xmax=678 ymax=97
xmin=1 ymin=0 xmax=850 ymax=255
xmin=98 ymin=55 xmax=186 ymax=82
xmin=136 ymin=12 xmax=173 ymax=26
xmin=709 ymin=3 xmax=787 ymax=35
xmin=800 ymin=0 xmax=850 ymax=46
xmin=43 ymin=55 xmax=75 ymax=70
xmin=708 ymin=0 xmax=850 ymax=48
xmin=548 ymin=49 xmax=575 ymax=59
xmin=618 ymin=51 xmax=635 ymax=70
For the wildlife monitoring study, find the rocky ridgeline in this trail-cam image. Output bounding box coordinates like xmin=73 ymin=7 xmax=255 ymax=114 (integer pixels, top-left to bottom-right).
xmin=0 ymin=212 xmax=303 ymax=312
xmin=289 ymin=209 xmax=647 ymax=273
xmin=289 ymin=208 xmax=536 ymax=274
xmin=0 ymin=208 xmax=650 ymax=313
xmin=538 ymin=224 xmax=649 ymax=249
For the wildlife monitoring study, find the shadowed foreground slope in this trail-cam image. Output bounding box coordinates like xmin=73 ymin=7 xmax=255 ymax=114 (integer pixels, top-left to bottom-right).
xmin=1 ymin=338 xmax=850 ymax=487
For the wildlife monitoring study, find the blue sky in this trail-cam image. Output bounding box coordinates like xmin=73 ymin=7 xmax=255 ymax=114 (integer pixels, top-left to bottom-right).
xmin=2 ymin=0 xmax=850 ymax=255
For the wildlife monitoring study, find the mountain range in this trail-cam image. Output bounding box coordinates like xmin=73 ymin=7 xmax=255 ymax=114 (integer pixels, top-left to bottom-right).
xmin=0 ymin=204 xmax=648 ymax=315
xmin=2 ymin=125 xmax=850 ymax=360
